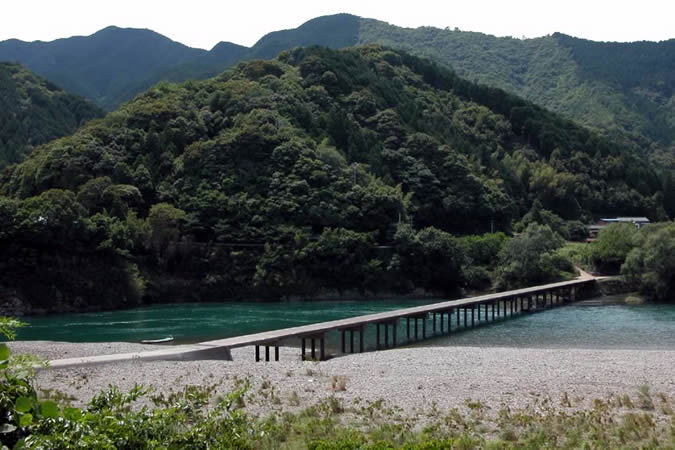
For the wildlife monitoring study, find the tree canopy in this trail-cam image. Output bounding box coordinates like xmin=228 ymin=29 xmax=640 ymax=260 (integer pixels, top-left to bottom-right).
xmin=0 ymin=63 xmax=104 ymax=168
xmin=0 ymin=46 xmax=669 ymax=311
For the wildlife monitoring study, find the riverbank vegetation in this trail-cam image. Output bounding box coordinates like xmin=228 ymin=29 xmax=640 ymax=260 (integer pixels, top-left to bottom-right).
xmin=0 ymin=46 xmax=669 ymax=313
xmin=560 ymin=222 xmax=675 ymax=302
xmin=496 ymin=223 xmax=575 ymax=290
xmin=622 ymin=223 xmax=675 ymax=302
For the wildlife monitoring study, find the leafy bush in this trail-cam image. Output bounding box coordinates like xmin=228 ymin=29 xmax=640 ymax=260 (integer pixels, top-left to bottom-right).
xmin=0 ymin=317 xmax=257 ymax=449
xmin=564 ymin=220 xmax=590 ymax=242
xmin=622 ymin=223 xmax=675 ymax=301
xmin=557 ymin=242 xmax=594 ymax=271
xmin=394 ymin=225 xmax=466 ymax=294
xmin=0 ymin=318 xmax=44 ymax=447
xmin=462 ymin=266 xmax=492 ymax=290
xmin=496 ymin=223 xmax=569 ymax=289
xmin=590 ymin=223 xmax=638 ymax=273
xmin=460 ymin=232 xmax=509 ymax=266
xmin=21 ymin=384 xmax=255 ymax=449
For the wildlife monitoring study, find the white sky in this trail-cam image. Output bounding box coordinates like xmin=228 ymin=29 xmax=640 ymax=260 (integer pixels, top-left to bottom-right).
xmin=2 ymin=0 xmax=673 ymax=50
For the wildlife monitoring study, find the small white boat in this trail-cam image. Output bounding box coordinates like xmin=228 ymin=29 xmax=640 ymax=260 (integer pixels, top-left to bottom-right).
xmin=140 ymin=336 xmax=174 ymax=344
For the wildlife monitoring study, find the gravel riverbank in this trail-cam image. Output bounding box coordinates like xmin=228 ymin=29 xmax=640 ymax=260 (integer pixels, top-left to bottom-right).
xmin=9 ymin=341 xmax=675 ymax=420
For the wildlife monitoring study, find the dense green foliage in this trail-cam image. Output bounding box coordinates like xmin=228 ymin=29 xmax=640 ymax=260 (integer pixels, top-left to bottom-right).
xmin=0 ymin=63 xmax=103 ymax=168
xmin=357 ymin=19 xmax=675 ymax=179
xmin=496 ymin=224 xmax=574 ymax=289
xmin=0 ymin=46 xmax=667 ymax=311
xmin=590 ymin=223 xmax=639 ymax=273
xmin=622 ymin=223 xmax=675 ymax=301
xmin=515 ymin=200 xmax=589 ymax=241
xmin=1 ymin=46 xmax=665 ymax=311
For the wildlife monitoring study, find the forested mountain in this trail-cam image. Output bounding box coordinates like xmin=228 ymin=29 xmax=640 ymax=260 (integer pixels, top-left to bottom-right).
xmin=2 ymin=14 xmax=673 ymax=168
xmin=0 ymin=46 xmax=666 ymax=313
xmin=357 ymin=20 xmax=675 ymax=169
xmin=0 ymin=62 xmax=104 ymax=168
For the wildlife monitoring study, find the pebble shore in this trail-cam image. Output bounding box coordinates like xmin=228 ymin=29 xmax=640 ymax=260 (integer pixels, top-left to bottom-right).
xmin=9 ymin=341 xmax=675 ymax=419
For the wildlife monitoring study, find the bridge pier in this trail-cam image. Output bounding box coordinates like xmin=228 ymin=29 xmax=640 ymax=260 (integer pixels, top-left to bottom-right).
xmin=246 ymin=279 xmax=596 ymax=363
xmin=340 ymin=326 xmax=364 ymax=354
xmin=255 ymin=343 xmax=280 ymax=362
xmin=405 ymin=314 xmax=427 ymax=341
xmin=375 ymin=320 xmax=398 ymax=349
xmin=301 ymin=334 xmax=326 ymax=361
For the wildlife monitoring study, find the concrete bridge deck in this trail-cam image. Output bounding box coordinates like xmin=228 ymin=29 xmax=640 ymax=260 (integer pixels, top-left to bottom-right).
xmin=46 ymin=275 xmax=596 ymax=369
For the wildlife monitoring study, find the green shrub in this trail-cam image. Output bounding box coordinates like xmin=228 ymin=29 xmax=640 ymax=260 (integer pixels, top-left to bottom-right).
xmin=460 ymin=232 xmax=509 ymax=266
xmin=564 ymin=220 xmax=590 ymax=242
xmin=462 ymin=266 xmax=492 ymax=290
xmin=557 ymin=241 xmax=593 ymax=271
xmin=621 ymin=222 xmax=675 ymax=301
xmin=590 ymin=223 xmax=638 ymax=273
xmin=496 ymin=223 xmax=568 ymax=289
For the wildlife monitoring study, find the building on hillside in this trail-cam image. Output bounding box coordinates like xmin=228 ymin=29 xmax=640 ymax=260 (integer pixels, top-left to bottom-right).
xmin=587 ymin=217 xmax=650 ymax=239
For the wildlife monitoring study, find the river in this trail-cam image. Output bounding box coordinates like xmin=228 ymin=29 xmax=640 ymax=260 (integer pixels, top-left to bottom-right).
xmin=13 ymin=296 xmax=675 ymax=350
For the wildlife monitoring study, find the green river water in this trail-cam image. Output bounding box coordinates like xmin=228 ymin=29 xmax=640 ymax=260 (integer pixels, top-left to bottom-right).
xmin=13 ymin=297 xmax=675 ymax=350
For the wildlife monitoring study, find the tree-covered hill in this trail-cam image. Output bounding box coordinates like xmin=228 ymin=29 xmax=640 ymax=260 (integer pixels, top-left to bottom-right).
xmin=0 ymin=62 xmax=104 ymax=168
xmin=357 ymin=20 xmax=675 ymax=166
xmin=2 ymin=14 xmax=672 ymax=168
xmin=0 ymin=46 xmax=667 ymax=313
xmin=3 ymin=16 xmax=672 ymax=201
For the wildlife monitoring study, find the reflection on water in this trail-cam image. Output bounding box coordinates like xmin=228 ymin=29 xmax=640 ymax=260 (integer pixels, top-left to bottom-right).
xmin=14 ymin=298 xmax=675 ymax=350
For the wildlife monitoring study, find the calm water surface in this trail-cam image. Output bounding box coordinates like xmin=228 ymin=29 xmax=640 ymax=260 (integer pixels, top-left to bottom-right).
xmin=427 ymin=303 xmax=675 ymax=350
xmin=14 ymin=298 xmax=675 ymax=350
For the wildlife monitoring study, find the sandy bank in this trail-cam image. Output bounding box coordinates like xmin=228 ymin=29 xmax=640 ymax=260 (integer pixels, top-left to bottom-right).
xmin=9 ymin=341 xmax=675 ymax=420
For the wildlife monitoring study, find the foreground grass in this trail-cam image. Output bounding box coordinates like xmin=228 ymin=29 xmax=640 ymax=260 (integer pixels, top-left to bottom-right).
xmin=10 ymin=378 xmax=674 ymax=449
xmin=256 ymin=388 xmax=675 ymax=449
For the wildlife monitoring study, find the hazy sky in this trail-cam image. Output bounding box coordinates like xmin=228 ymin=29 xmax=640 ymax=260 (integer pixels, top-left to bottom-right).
xmin=2 ymin=0 xmax=673 ymax=49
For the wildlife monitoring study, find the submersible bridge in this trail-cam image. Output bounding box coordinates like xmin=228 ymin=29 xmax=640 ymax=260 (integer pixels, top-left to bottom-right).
xmin=46 ymin=275 xmax=596 ymax=368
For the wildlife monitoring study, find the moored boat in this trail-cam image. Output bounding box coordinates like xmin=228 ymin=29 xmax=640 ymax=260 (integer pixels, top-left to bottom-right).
xmin=140 ymin=336 xmax=174 ymax=344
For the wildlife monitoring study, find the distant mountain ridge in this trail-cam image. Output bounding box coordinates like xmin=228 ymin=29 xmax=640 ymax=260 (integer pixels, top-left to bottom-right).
xmin=0 ymin=26 xmax=212 ymax=109
xmin=1 ymin=14 xmax=673 ymax=162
